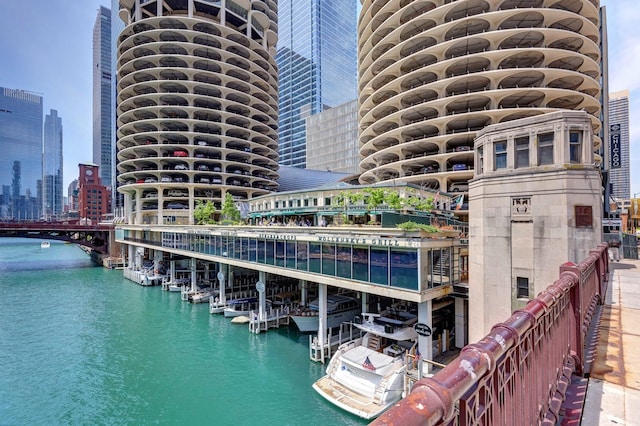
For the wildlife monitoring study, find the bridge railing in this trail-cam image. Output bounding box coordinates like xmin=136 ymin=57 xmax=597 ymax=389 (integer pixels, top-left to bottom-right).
xmin=373 ymin=243 xmax=609 ymax=426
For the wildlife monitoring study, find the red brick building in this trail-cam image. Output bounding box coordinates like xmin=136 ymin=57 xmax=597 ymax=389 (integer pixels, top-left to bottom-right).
xmin=77 ymin=163 xmax=111 ymax=224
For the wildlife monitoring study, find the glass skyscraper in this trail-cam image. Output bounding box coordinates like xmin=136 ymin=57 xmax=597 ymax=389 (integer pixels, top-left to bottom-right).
xmin=276 ymin=0 xmax=357 ymax=168
xmin=93 ymin=6 xmax=112 ymax=195
xmin=43 ymin=109 xmax=63 ymax=219
xmin=0 ymin=87 xmax=43 ymax=220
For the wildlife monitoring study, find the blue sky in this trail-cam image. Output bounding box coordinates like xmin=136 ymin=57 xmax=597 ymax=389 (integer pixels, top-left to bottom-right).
xmin=0 ymin=1 xmax=637 ymax=196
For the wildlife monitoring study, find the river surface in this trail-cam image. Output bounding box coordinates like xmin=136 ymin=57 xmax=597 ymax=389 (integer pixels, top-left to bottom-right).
xmin=0 ymin=238 xmax=367 ymax=425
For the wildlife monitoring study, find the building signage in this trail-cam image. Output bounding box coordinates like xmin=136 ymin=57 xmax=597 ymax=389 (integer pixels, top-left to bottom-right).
xmin=414 ymin=323 xmax=432 ymax=337
xmin=610 ymin=124 xmax=621 ymax=169
xmin=602 ymin=219 xmax=622 ymax=227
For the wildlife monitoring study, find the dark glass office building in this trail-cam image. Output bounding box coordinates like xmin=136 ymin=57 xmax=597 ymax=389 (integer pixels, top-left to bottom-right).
xmin=94 ymin=5 xmax=112 ymax=195
xmin=0 ymin=87 xmax=43 ymax=220
xmin=43 ymin=109 xmax=63 ymax=219
xmin=276 ymin=0 xmax=358 ymax=168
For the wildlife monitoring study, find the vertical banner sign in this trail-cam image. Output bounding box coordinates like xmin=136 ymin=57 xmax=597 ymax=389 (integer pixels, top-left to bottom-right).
xmin=610 ymin=124 xmax=621 ymax=169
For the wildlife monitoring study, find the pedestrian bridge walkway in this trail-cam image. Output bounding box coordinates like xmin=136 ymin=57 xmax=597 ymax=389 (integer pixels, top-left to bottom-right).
xmin=582 ymin=258 xmax=640 ymax=425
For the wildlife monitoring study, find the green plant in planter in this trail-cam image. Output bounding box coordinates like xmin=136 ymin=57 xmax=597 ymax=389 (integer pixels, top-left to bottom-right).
xmin=396 ymin=221 xmax=440 ymax=233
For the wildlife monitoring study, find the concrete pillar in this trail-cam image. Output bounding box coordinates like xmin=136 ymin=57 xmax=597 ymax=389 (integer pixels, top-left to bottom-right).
xmin=190 ymin=257 xmax=197 ymax=291
xmin=258 ymin=271 xmax=267 ymax=320
xmin=455 ymin=297 xmax=467 ymax=349
xmin=300 ymin=280 xmax=307 ymax=306
xmin=418 ymin=300 xmax=433 ymax=373
xmin=318 ymin=283 xmax=327 ymax=362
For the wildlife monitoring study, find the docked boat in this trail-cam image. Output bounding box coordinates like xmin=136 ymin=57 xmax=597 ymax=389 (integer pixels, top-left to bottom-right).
xmin=209 ymin=295 xmax=229 ymax=314
xmin=290 ymin=294 xmax=360 ymax=332
xmin=312 ymin=310 xmax=419 ymax=419
xmin=40 ymin=241 xmax=50 ymax=248
xmin=223 ymin=297 xmax=261 ymax=318
xmin=167 ymin=278 xmax=189 ymax=292
xmin=190 ymin=288 xmax=218 ymax=304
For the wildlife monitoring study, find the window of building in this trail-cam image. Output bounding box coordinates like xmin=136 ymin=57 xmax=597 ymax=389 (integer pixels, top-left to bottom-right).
xmin=477 ymin=146 xmax=483 ymax=174
xmin=325 ymin=197 xmax=331 ymax=206
xmin=494 ymin=140 xmax=507 ymax=170
xmin=537 ymin=133 xmax=554 ymax=165
xmin=516 ymin=277 xmax=529 ymax=299
xmin=515 ymin=137 xmax=529 ymax=168
xmin=569 ymin=131 xmax=582 ymax=164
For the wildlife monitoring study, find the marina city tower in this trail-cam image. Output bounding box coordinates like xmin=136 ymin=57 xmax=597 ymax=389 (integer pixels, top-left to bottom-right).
xmin=115 ymin=0 xmax=279 ymax=225
xmin=357 ymin=0 xmax=603 ymax=214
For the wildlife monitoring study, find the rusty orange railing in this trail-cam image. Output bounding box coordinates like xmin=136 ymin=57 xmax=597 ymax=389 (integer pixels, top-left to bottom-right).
xmin=373 ymin=243 xmax=609 ymax=426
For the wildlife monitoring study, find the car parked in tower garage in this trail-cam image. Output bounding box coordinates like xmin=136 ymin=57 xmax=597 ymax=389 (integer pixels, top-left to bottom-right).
xmin=172 ymin=150 xmax=188 ymax=157
xmin=167 ymin=189 xmax=188 ymax=197
xmin=174 ymin=163 xmax=188 ymax=171
xmin=422 ymin=165 xmax=439 ymax=174
xmin=449 ymin=182 xmax=469 ymax=192
xmin=452 ymin=163 xmax=468 ymax=171
xmin=166 ymin=202 xmax=188 ymax=209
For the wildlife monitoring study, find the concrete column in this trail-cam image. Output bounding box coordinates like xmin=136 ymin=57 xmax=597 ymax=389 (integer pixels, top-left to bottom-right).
xmin=318 ymin=283 xmax=327 ymax=362
xmin=300 ymin=280 xmax=307 ymax=306
xmin=258 ymin=271 xmax=267 ymax=320
xmin=217 ymin=263 xmax=226 ymax=304
xmin=170 ymin=260 xmax=175 ymax=283
xmin=417 ymin=300 xmax=433 ymax=373
xmin=455 ymin=297 xmax=467 ymax=349
xmin=190 ymin=257 xmax=197 ymax=291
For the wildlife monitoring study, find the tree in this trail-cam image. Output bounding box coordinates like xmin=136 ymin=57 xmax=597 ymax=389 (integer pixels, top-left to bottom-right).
xmin=194 ymin=200 xmax=217 ymax=225
xmin=220 ymin=193 xmax=240 ymax=224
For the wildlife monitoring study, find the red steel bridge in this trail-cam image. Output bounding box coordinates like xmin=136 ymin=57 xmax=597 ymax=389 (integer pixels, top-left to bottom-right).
xmin=0 ymin=221 xmax=114 ymax=255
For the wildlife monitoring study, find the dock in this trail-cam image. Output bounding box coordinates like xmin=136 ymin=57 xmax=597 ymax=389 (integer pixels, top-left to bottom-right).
xmin=248 ymin=306 xmax=292 ymax=334
xmin=310 ymin=323 xmax=364 ymax=363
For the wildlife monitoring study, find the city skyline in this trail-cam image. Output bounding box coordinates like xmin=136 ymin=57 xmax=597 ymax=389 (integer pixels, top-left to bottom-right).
xmin=0 ymin=0 xmax=638 ymax=196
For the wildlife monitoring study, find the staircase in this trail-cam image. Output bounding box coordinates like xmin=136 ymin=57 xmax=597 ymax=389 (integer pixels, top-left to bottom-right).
xmin=433 ymin=250 xmax=450 ymax=276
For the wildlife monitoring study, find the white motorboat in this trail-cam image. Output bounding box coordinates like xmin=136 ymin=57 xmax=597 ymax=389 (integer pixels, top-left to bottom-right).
xmin=312 ymin=311 xmax=418 ymax=420
xmin=209 ymin=296 xmax=229 ymax=314
xmin=167 ymin=278 xmax=189 ymax=292
xmin=40 ymin=241 xmax=50 ymax=248
xmin=190 ymin=288 xmax=218 ymax=304
xmin=223 ymin=297 xmax=260 ymax=318
xmin=290 ymin=294 xmax=360 ymax=332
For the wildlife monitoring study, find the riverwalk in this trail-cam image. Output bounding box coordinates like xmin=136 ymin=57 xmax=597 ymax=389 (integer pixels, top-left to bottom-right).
xmin=581 ymin=258 xmax=640 ymax=425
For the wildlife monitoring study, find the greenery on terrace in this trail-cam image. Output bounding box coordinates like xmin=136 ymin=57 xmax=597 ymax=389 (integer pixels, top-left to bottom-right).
xmin=193 ymin=187 xmax=443 ymax=229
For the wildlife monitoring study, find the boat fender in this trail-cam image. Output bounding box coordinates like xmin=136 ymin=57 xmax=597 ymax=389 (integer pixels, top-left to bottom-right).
xmin=214 ymin=297 xmax=219 ymax=303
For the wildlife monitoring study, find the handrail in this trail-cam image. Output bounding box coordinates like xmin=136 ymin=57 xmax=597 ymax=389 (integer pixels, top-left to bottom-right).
xmin=372 ymin=243 xmax=609 ymax=426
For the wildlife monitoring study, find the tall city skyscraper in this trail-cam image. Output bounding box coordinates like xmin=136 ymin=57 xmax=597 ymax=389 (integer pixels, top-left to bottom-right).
xmin=43 ymin=109 xmax=63 ymax=219
xmin=306 ymin=100 xmax=359 ymax=174
xmin=115 ymin=0 xmax=279 ymax=226
xmin=357 ymin=1 xmax=604 ymax=216
xmin=0 ymin=87 xmax=43 ymax=220
xmin=608 ymin=90 xmax=630 ymax=199
xmin=276 ymin=0 xmax=358 ymax=168
xmin=93 ymin=6 xmax=112 ymax=196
